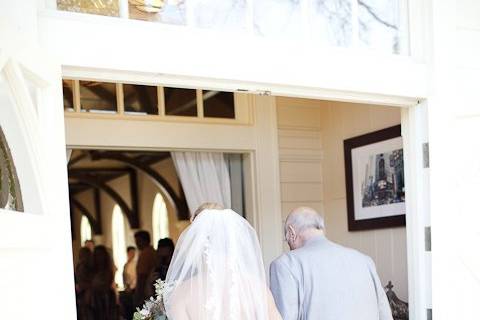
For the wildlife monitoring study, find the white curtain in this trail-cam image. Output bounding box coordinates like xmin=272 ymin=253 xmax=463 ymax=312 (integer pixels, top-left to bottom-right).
xmin=171 ymin=151 xmax=231 ymax=217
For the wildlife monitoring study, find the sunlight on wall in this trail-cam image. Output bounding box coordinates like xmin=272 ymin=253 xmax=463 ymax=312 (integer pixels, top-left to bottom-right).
xmin=152 ymin=193 xmax=169 ymax=248
xmin=112 ymin=205 xmax=127 ymax=288
xmin=80 ymin=215 xmax=92 ymax=245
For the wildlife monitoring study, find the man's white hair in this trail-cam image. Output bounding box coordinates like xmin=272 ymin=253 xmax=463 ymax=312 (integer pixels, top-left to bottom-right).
xmin=285 ymin=206 xmax=325 ymax=236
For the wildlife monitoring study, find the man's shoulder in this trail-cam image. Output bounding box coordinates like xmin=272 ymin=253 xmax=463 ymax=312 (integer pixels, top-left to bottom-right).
xmin=299 ymin=238 xmax=373 ymax=264
xmin=323 ymin=240 xmax=373 ymax=262
xmin=271 ymin=250 xmax=300 ymax=269
xmin=271 ymin=240 xmax=373 ymax=268
xmin=143 ymin=245 xmax=155 ymax=254
xmin=138 ymin=246 xmax=155 ymax=261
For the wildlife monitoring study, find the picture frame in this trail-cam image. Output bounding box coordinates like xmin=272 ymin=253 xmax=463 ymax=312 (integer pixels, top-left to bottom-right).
xmin=344 ymin=125 xmax=406 ymax=231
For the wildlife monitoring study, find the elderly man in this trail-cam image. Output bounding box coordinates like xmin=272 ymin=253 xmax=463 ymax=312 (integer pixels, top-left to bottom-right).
xmin=270 ymin=207 xmax=393 ymax=320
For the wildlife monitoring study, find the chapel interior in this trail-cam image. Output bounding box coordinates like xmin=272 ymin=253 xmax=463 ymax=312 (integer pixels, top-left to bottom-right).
xmin=68 ymin=149 xmax=245 ymax=265
xmin=64 ymin=79 xmax=409 ymax=318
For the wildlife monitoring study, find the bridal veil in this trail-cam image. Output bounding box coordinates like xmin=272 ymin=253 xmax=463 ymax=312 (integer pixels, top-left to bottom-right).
xmin=162 ymin=209 xmax=272 ymax=320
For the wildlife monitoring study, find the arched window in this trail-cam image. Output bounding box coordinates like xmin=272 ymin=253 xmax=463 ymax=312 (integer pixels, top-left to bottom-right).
xmin=112 ymin=205 xmax=127 ymax=288
xmin=152 ymin=193 xmax=169 ymax=247
xmin=80 ymin=215 xmax=92 ymax=245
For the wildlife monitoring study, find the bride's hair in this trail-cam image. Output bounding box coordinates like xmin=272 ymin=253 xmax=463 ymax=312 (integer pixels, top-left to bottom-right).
xmin=191 ymin=202 xmax=224 ymax=221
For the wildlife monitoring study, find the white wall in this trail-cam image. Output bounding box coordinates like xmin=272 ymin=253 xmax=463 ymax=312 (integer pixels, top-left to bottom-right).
xmin=427 ymin=1 xmax=480 ymax=318
xmin=277 ymin=97 xmax=408 ymax=300
xmin=277 ymin=98 xmax=324 ymax=234
xmin=453 ymin=5 xmax=480 ymax=307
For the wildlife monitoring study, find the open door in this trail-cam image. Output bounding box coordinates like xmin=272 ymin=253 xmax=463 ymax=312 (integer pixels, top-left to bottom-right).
xmin=429 ymin=109 xmax=480 ymax=318
xmin=0 ymin=4 xmax=76 ymax=319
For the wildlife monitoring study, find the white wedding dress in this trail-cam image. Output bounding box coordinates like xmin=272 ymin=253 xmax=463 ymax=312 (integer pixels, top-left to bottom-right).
xmin=162 ymin=209 xmax=281 ymax=320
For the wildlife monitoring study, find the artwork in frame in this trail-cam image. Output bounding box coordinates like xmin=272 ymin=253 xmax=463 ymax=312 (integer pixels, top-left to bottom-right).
xmin=344 ymin=125 xmax=405 ymax=231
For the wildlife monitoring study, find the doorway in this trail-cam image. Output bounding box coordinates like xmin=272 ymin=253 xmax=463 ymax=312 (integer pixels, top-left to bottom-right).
xmin=62 ymin=75 xmax=429 ymax=320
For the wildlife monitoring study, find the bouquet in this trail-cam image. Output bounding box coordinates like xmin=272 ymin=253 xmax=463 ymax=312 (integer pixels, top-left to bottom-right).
xmin=133 ymin=279 xmax=168 ymax=320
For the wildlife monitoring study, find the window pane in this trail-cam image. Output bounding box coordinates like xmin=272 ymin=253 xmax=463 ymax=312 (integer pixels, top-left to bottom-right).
xmin=358 ymin=0 xmax=402 ymax=54
xmin=152 ymin=193 xmax=169 ymax=247
xmin=129 ymin=1 xmax=186 ymax=25
xmin=62 ymin=79 xmax=75 ymax=112
xmin=79 ymin=81 xmax=117 ymax=113
xmin=112 ymin=206 xmax=127 ymax=288
xmin=80 ymin=215 xmax=92 ymax=244
xmin=192 ymin=0 xmax=248 ymax=31
xmin=0 ymin=127 xmax=23 ymax=212
xmin=164 ymin=87 xmax=197 ymax=117
xmin=123 ymin=84 xmax=158 ymax=115
xmin=254 ymin=0 xmax=303 ymax=39
xmin=203 ymin=91 xmax=235 ymax=119
xmin=309 ymin=0 xmax=352 ymax=47
xmin=57 ymin=0 xmax=120 ymax=17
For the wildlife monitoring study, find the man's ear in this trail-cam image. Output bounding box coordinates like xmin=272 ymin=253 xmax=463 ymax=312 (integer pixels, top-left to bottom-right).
xmin=287 ymin=225 xmax=296 ymax=239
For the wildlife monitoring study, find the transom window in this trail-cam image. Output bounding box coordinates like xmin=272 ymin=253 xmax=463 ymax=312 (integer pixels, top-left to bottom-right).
xmin=62 ymin=79 xmax=243 ymax=122
xmin=55 ymin=0 xmax=409 ymax=55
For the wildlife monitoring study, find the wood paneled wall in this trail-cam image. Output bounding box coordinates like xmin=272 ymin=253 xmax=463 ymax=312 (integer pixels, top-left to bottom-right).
xmin=277 ymin=97 xmax=408 ymax=300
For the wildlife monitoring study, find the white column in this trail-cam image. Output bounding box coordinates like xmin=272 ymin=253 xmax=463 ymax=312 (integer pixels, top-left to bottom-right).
xmin=402 ymin=102 xmax=430 ymax=320
xmin=251 ymin=95 xmax=283 ymax=269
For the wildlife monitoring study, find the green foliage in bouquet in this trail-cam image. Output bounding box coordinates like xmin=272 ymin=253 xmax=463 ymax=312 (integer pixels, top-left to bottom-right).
xmin=132 ymin=279 xmax=168 ymax=320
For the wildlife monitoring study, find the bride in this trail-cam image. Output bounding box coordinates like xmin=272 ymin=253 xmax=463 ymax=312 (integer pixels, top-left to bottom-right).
xmin=160 ymin=203 xmax=281 ymax=320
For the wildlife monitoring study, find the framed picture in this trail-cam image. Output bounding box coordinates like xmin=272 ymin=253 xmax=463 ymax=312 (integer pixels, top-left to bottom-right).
xmin=344 ymin=125 xmax=405 ymax=231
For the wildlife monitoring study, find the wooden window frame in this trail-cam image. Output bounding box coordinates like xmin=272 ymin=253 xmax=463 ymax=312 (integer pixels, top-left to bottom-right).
xmin=64 ymin=79 xmax=251 ymax=125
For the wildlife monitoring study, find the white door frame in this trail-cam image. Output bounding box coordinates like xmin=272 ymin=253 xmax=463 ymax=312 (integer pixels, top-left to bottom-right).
xmin=0 ymin=55 xmax=48 ymax=245
xmin=63 ymin=66 xmax=429 ymax=319
xmin=0 ymin=50 xmax=76 ymax=319
xmin=402 ymin=101 xmax=431 ymax=320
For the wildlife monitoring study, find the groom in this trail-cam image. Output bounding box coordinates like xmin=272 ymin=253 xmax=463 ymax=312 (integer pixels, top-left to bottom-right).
xmin=270 ymin=207 xmax=393 ymax=320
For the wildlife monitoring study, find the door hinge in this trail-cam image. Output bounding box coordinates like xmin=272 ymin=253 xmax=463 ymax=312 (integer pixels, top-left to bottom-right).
xmin=425 ymin=226 xmax=431 ymax=252
xmin=423 ymin=142 xmax=430 ymax=168
xmin=256 ymin=90 xmax=272 ymax=96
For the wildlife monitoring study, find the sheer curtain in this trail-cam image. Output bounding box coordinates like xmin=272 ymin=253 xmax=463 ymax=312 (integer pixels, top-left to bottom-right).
xmin=171 ymin=151 xmax=231 ymax=217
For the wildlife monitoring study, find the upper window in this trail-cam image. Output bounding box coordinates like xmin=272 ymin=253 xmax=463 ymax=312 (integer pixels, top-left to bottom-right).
xmin=62 ymin=80 xmax=239 ymax=121
xmin=55 ymin=0 xmax=408 ymax=55
xmin=57 ymin=0 xmax=119 ymax=17
xmin=164 ymin=87 xmax=198 ymax=117
xmin=128 ymin=0 xmax=186 ymax=25
xmin=79 ymin=81 xmax=117 ymax=113
xmin=112 ymin=205 xmax=127 ymax=288
xmin=123 ymin=84 xmax=158 ymax=115
xmin=0 ymin=127 xmax=23 ymax=212
xmin=80 ymin=215 xmax=92 ymax=244
xmin=62 ymin=79 xmax=74 ymax=112
xmin=357 ymin=0 xmax=404 ymax=54
xmin=152 ymin=193 xmax=169 ymax=247
xmin=202 ymin=91 xmax=235 ymax=119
